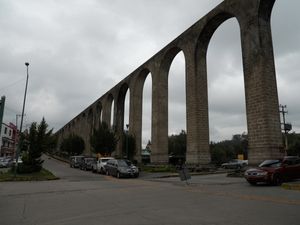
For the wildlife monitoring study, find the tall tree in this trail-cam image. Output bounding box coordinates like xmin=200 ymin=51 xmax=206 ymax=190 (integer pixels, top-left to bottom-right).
xmin=287 ymin=132 xmax=300 ymax=156
xmin=60 ymin=134 xmax=85 ymax=156
xmin=19 ymin=118 xmax=53 ymax=173
xmin=90 ymin=122 xmax=117 ymax=156
xmin=168 ymin=130 xmax=187 ymax=157
xmin=122 ymin=132 xmax=136 ymax=160
xmin=210 ymin=133 xmax=248 ymax=165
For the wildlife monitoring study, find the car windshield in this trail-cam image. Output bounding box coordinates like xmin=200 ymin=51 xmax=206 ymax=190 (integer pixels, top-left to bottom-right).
xmin=259 ymin=160 xmax=282 ymax=168
xmin=230 ymin=159 xmax=238 ymax=163
xmin=86 ymin=158 xmax=95 ymax=162
xmin=118 ymin=160 xmax=130 ymax=167
xmin=101 ymin=159 xmax=110 ymax=162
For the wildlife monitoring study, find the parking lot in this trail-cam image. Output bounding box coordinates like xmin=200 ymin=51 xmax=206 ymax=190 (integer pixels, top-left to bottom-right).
xmin=1 ymin=156 xmax=300 ymax=225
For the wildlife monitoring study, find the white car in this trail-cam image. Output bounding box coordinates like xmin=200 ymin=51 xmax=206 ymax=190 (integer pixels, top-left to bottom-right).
xmin=221 ymin=159 xmax=248 ymax=169
xmin=92 ymin=157 xmax=114 ymax=174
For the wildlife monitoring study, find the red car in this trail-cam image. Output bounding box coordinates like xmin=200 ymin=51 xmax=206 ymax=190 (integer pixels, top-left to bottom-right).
xmin=244 ymin=156 xmax=300 ymax=185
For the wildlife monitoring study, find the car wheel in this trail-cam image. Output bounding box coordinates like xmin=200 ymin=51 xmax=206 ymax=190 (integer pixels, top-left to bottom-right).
xmin=272 ymin=174 xmax=282 ymax=186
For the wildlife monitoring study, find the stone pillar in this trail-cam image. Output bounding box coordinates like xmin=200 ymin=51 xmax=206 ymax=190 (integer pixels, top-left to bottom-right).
xmin=186 ymin=47 xmax=211 ymax=165
xmin=94 ymin=103 xmax=102 ymax=129
xmin=240 ymin=13 xmax=283 ymax=164
xmin=102 ymin=98 xmax=112 ymax=127
xmin=151 ymin=69 xmax=169 ymax=164
xmin=115 ymin=97 xmax=124 ymax=158
xmin=129 ymin=82 xmax=143 ymax=162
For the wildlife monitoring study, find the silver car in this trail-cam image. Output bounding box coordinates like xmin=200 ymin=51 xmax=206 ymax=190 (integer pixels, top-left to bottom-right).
xmin=104 ymin=159 xmax=139 ymax=178
xmin=221 ymin=159 xmax=248 ymax=169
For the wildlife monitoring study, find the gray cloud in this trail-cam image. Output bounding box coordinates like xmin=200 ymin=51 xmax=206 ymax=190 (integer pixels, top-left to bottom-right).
xmin=0 ymin=0 xmax=299 ymax=147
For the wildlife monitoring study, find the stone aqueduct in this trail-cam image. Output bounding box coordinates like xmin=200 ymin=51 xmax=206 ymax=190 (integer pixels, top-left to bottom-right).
xmin=56 ymin=0 xmax=284 ymax=165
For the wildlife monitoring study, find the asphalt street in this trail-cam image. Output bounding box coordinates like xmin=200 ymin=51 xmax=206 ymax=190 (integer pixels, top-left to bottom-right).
xmin=1 ymin=156 xmax=300 ymax=225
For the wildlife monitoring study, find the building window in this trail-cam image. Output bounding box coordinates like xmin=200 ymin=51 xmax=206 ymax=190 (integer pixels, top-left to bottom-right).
xmin=4 ymin=127 xmax=7 ymax=134
xmin=9 ymin=130 xmax=11 ymax=136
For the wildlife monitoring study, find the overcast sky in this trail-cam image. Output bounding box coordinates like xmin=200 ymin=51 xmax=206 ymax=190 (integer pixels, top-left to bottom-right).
xmin=1 ymin=0 xmax=299 ymax=147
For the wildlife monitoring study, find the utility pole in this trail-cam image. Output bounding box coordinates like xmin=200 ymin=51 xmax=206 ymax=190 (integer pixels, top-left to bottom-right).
xmin=0 ymin=96 xmax=5 ymax=156
xmin=279 ymin=104 xmax=292 ymax=155
xmin=14 ymin=62 xmax=30 ymax=177
xmin=14 ymin=114 xmax=22 ymax=157
xmin=0 ymin=96 xmax=5 ymax=135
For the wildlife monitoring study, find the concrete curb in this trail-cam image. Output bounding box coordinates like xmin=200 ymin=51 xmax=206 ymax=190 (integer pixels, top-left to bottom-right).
xmin=145 ymin=170 xmax=227 ymax=179
xmin=45 ymin=153 xmax=69 ymax=164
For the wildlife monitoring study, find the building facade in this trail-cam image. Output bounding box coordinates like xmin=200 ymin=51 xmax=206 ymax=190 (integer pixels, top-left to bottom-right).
xmin=0 ymin=122 xmax=17 ymax=157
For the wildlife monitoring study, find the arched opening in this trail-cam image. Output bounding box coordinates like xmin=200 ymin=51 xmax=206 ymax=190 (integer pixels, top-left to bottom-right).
xmin=110 ymin=100 xmax=114 ymax=128
xmin=142 ymin=72 xmax=152 ymax=162
xmin=207 ymin=18 xmax=246 ymax=161
xmin=124 ymin=89 xmax=130 ymax=131
xmin=168 ymin=51 xmax=186 ymax=164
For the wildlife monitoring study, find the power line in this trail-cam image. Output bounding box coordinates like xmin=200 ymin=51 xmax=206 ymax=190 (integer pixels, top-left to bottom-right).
xmin=0 ymin=77 xmax=26 ymax=91
xmin=5 ymin=105 xmax=20 ymax=114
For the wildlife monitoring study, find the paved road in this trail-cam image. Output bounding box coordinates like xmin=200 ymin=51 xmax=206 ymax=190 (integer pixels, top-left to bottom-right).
xmin=1 ymin=156 xmax=300 ymax=225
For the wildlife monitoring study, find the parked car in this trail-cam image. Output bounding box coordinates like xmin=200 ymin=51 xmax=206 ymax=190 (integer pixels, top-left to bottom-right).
xmin=69 ymin=156 xmax=84 ymax=168
xmin=79 ymin=157 xmax=96 ymax=171
xmin=92 ymin=157 xmax=114 ymax=174
xmin=0 ymin=157 xmax=12 ymax=168
xmin=244 ymin=156 xmax=300 ymax=185
xmin=104 ymin=159 xmax=139 ymax=178
xmin=221 ymin=159 xmax=248 ymax=169
xmin=12 ymin=158 xmax=23 ymax=165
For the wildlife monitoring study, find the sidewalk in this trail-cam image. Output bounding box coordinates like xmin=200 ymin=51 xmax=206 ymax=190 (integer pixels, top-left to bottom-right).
xmin=140 ymin=170 xmax=300 ymax=191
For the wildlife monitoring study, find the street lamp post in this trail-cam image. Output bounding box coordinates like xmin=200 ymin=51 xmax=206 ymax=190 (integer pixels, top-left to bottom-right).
xmin=14 ymin=62 xmax=29 ymax=176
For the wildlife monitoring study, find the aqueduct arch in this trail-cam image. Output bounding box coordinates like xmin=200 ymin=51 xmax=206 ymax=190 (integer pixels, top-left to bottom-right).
xmin=56 ymin=0 xmax=283 ymax=165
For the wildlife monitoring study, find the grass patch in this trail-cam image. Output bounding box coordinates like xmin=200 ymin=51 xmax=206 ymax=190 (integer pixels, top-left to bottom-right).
xmin=281 ymin=183 xmax=300 ymax=191
xmin=0 ymin=168 xmax=59 ymax=182
xmin=140 ymin=165 xmax=177 ymax=173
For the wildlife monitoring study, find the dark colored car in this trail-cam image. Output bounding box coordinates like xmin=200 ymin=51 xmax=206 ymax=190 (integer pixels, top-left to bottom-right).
xmin=80 ymin=157 xmax=96 ymax=171
xmin=244 ymin=156 xmax=300 ymax=185
xmin=104 ymin=159 xmax=139 ymax=178
xmin=70 ymin=156 xmax=84 ymax=168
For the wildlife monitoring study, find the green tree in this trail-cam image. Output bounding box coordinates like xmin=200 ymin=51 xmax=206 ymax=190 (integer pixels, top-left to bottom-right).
xmin=122 ymin=132 xmax=136 ymax=160
xmin=90 ymin=122 xmax=117 ymax=156
xmin=287 ymin=132 xmax=300 ymax=156
xmin=210 ymin=133 xmax=248 ymax=165
xmin=60 ymin=134 xmax=85 ymax=156
xmin=19 ymin=118 xmax=53 ymax=173
xmin=168 ymin=130 xmax=186 ymax=164
xmin=168 ymin=130 xmax=186 ymax=157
